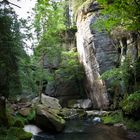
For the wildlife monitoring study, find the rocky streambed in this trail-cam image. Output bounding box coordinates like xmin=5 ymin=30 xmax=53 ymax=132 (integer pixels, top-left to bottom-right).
xmin=24 ymin=119 xmax=139 ymax=140
xmin=8 ymin=94 xmax=140 ymax=140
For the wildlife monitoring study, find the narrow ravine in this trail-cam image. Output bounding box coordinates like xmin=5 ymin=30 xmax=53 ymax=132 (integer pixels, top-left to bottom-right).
xmin=0 ymin=0 xmax=140 ymax=140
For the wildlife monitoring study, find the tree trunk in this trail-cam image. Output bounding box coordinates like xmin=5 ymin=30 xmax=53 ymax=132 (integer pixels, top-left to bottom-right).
xmin=0 ymin=97 xmax=8 ymax=126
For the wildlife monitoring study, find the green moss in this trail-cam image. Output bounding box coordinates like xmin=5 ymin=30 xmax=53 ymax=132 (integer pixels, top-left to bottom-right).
xmin=101 ymin=111 xmax=123 ymax=125
xmin=124 ymin=119 xmax=140 ymax=132
xmin=6 ymin=127 xmax=32 ymax=140
xmin=0 ymin=127 xmax=32 ymax=140
xmin=0 ymin=136 xmax=6 ymax=140
xmin=77 ymin=109 xmax=87 ymax=118
xmin=121 ymin=92 xmax=140 ymax=115
xmin=0 ymin=127 xmax=7 ymax=139
xmin=67 ymin=99 xmax=77 ymax=108
xmin=16 ymin=109 xmax=35 ymax=124
xmin=13 ymin=118 xmax=24 ymax=127
xmin=101 ymin=111 xmax=140 ymax=132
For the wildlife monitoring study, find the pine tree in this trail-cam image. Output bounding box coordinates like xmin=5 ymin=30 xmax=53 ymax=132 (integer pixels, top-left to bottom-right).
xmin=0 ymin=1 xmax=23 ymax=126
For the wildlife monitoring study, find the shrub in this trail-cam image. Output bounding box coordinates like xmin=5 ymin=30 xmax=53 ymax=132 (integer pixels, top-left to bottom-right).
xmin=121 ymin=91 xmax=140 ymax=115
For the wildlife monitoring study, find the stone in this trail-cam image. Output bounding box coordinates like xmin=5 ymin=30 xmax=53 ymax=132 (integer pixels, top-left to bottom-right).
xmin=32 ymin=94 xmax=62 ymax=110
xmin=43 ymin=54 xmax=60 ymax=69
xmin=86 ymin=110 xmax=109 ymax=117
xmin=18 ymin=107 xmax=31 ymax=117
xmin=35 ymin=104 xmax=65 ymax=132
xmin=92 ymin=117 xmax=101 ymax=123
xmin=114 ymin=123 xmax=127 ymax=130
xmin=68 ymin=99 xmax=92 ymax=109
xmin=60 ymin=108 xmax=87 ymax=120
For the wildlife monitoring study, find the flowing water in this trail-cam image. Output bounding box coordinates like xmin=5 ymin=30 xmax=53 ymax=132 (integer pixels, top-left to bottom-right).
xmin=24 ymin=120 xmax=131 ymax=140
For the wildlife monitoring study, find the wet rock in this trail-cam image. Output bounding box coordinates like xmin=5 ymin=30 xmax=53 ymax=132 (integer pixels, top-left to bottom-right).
xmin=32 ymin=94 xmax=62 ymax=110
xmin=92 ymin=117 xmax=101 ymax=123
xmin=59 ymin=108 xmax=87 ymax=120
xmin=114 ymin=123 xmax=127 ymax=130
xmin=86 ymin=110 xmax=109 ymax=117
xmin=127 ymin=131 xmax=140 ymax=140
xmin=18 ymin=107 xmax=32 ymax=117
xmin=68 ymin=99 xmax=92 ymax=109
xmin=35 ymin=104 xmax=65 ymax=132
xmin=32 ymin=95 xmax=65 ymax=132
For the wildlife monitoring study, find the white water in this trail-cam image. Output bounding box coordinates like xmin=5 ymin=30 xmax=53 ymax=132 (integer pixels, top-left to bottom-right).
xmin=24 ymin=124 xmax=42 ymax=139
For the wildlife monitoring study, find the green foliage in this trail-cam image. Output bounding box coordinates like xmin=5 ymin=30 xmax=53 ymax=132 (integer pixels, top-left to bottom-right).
xmin=101 ymin=111 xmax=140 ymax=131
xmin=101 ymin=57 xmax=134 ymax=93
xmin=101 ymin=111 xmax=123 ymax=124
xmin=33 ymin=1 xmax=67 ymax=98
xmin=55 ymin=49 xmax=85 ymax=81
xmin=18 ymin=56 xmax=36 ymax=95
xmin=95 ymin=0 xmax=140 ymax=31
xmin=20 ymin=109 xmax=35 ymax=123
xmin=71 ymin=0 xmax=87 ymax=15
xmin=101 ymin=68 xmax=121 ymax=81
xmin=0 ymin=3 xmax=23 ymax=98
xmin=0 ymin=127 xmax=7 ymax=139
xmin=124 ymin=119 xmax=140 ymax=132
xmin=0 ymin=127 xmax=32 ymax=140
xmin=6 ymin=127 xmax=32 ymax=140
xmin=121 ymin=91 xmax=140 ymax=114
xmin=34 ymin=0 xmax=66 ymax=42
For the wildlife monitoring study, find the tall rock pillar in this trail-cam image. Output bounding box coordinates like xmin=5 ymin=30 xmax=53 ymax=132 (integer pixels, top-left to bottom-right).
xmin=76 ymin=1 xmax=117 ymax=109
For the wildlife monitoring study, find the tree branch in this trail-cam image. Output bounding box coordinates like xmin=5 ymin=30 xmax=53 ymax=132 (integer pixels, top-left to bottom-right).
xmin=1 ymin=0 xmax=21 ymax=8
xmin=9 ymin=1 xmax=21 ymax=8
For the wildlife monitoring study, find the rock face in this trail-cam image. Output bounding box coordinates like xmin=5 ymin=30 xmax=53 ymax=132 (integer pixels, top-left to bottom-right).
xmin=43 ymin=29 xmax=85 ymax=107
xmin=76 ymin=1 xmax=117 ymax=109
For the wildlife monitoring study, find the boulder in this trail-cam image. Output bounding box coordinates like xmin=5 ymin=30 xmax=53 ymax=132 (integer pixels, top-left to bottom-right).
xmin=18 ymin=107 xmax=32 ymax=117
xmin=86 ymin=110 xmax=109 ymax=117
xmin=68 ymin=99 xmax=92 ymax=109
xmin=32 ymin=94 xmax=62 ymax=110
xmin=59 ymin=108 xmax=87 ymax=120
xmin=92 ymin=117 xmax=101 ymax=123
xmin=35 ymin=104 xmax=65 ymax=132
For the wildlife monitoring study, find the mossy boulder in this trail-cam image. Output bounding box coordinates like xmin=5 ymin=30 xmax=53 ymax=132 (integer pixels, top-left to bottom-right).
xmin=35 ymin=104 xmax=65 ymax=132
xmin=32 ymin=94 xmax=62 ymax=110
xmin=59 ymin=108 xmax=87 ymax=120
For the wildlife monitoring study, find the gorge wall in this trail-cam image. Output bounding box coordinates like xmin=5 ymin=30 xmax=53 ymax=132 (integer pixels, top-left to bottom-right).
xmin=76 ymin=1 xmax=118 ymax=109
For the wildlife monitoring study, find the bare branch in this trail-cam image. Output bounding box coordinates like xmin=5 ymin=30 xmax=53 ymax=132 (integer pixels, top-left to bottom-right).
xmin=1 ymin=0 xmax=21 ymax=8
xmin=8 ymin=1 xmax=21 ymax=8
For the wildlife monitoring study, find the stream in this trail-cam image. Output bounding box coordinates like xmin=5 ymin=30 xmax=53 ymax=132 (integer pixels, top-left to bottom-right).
xmin=24 ymin=119 xmax=132 ymax=140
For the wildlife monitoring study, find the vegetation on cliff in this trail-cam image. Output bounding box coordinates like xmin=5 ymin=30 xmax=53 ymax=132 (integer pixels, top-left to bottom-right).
xmin=0 ymin=0 xmax=140 ymax=137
